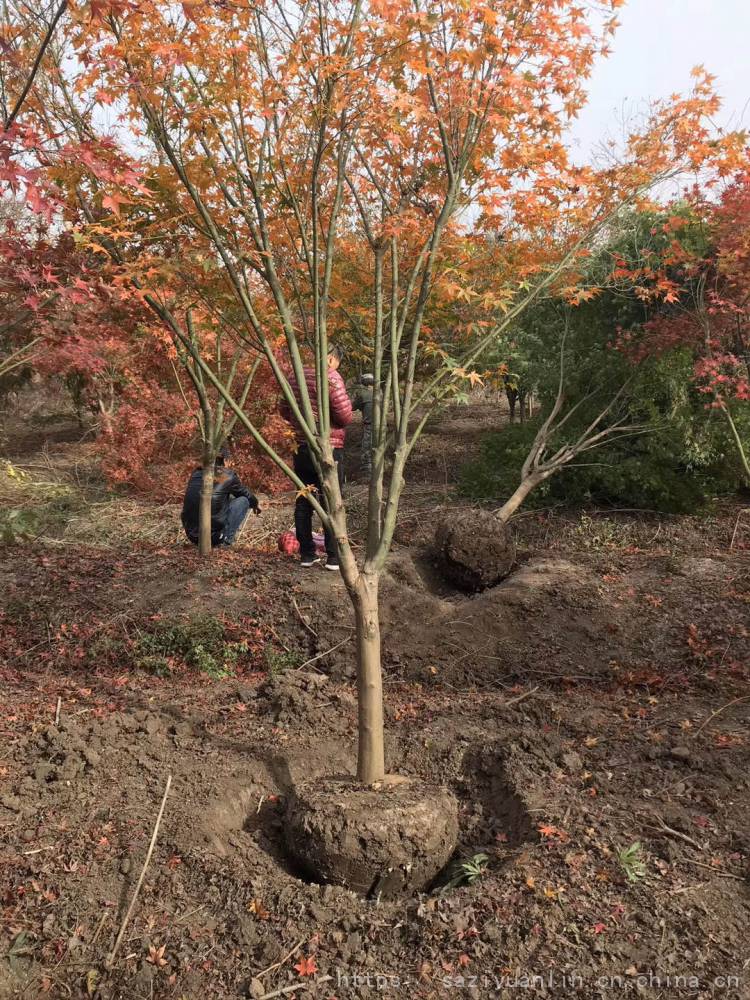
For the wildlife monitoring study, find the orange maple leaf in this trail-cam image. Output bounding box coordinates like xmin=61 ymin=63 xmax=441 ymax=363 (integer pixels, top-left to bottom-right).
xmin=295 ymin=483 xmax=317 ymax=501
xmin=247 ymin=898 xmax=270 ymax=920
xmin=101 ymin=192 xmax=132 ymax=218
xmin=538 ymin=823 xmax=569 ymax=841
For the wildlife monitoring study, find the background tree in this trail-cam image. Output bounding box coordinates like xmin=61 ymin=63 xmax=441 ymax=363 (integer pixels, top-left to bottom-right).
xmin=618 ymin=163 xmax=750 ymax=483
xmin=462 ymin=207 xmax=745 ymax=513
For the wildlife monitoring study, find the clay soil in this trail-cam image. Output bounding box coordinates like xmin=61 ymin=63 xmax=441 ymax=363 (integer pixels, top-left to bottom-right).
xmin=1 ymin=399 xmax=750 ymax=999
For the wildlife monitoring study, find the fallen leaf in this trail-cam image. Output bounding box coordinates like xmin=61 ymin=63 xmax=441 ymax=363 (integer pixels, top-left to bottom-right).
xmin=247 ymin=898 xmax=270 ymax=920
xmin=147 ymin=944 xmax=168 ymax=967
xmin=538 ymin=823 xmax=569 ymax=841
xmin=293 ymin=955 xmax=317 ymax=976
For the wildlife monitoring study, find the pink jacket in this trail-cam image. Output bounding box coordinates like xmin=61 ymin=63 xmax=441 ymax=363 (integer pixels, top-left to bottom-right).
xmin=281 ymin=366 xmax=353 ymax=449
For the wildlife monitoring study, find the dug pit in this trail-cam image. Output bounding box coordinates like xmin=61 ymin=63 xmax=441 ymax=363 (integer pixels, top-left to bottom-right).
xmin=195 ymin=741 xmax=535 ymax=901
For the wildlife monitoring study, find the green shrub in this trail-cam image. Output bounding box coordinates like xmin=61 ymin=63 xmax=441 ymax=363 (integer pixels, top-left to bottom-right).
xmin=460 ymin=416 xmax=733 ymax=515
xmin=133 ymin=616 xmax=247 ymax=679
xmin=264 ymin=647 xmax=302 ymax=675
xmin=459 ymin=351 xmax=738 ymax=513
xmin=0 ymin=507 xmax=43 ymax=544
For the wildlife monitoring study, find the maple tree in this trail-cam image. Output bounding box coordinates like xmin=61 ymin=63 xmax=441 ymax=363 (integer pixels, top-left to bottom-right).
xmin=1 ymin=0 xmax=68 ymax=131
xmin=464 ymin=187 xmax=750 ymax=517
xmin=5 ymin=0 xmax=745 ymax=786
xmin=0 ymin=216 xmax=193 ymax=489
xmin=0 ymin=214 xmax=283 ymax=515
xmin=1 ymin=16 xmax=283 ymax=533
xmin=614 ymin=162 xmax=750 ymax=483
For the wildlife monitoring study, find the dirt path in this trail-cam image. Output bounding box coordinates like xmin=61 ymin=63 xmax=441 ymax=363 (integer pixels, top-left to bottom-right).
xmin=1 ymin=400 xmax=749 ymax=999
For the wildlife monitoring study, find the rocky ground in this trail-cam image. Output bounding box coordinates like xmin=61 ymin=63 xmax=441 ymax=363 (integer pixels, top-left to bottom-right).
xmin=1 ymin=399 xmax=749 ymax=999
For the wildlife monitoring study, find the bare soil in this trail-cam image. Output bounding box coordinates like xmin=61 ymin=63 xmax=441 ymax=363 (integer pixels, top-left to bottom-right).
xmin=1 ymin=398 xmax=750 ymax=999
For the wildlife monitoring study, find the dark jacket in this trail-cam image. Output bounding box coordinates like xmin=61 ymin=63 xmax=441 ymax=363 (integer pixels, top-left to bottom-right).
xmin=280 ymin=366 xmax=353 ymax=449
xmin=353 ymin=385 xmax=374 ymax=425
xmin=181 ymin=467 xmax=257 ymax=545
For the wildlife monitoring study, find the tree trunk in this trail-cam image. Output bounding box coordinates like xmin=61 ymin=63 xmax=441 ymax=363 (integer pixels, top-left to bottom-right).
xmin=518 ymin=390 xmax=527 ymax=424
xmin=199 ymin=451 xmax=214 ymax=557
xmin=721 ymin=402 xmax=750 ymax=486
xmin=97 ymin=385 xmax=116 ymax=438
xmin=320 ymin=443 xmax=386 ymax=785
xmin=496 ymin=472 xmax=545 ymax=524
xmin=353 ymin=572 xmax=385 ymax=784
xmin=99 ymin=406 xmax=114 ymax=437
xmin=505 ymin=387 xmax=517 ymax=424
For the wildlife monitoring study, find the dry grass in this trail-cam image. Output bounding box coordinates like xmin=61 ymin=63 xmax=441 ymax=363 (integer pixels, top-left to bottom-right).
xmin=59 ymin=498 xmax=183 ymax=547
xmin=0 ymin=454 xmax=184 ymax=548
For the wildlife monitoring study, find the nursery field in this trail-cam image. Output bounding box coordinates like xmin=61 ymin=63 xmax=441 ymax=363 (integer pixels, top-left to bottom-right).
xmin=1 ymin=402 xmax=749 ymax=1000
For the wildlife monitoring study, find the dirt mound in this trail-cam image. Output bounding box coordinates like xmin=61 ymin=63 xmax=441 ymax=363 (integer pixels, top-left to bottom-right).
xmin=435 ymin=509 xmax=516 ymax=591
xmin=259 ymin=671 xmax=335 ymax=725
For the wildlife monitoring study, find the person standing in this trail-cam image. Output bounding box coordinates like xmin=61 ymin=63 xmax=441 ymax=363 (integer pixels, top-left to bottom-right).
xmin=281 ymin=345 xmax=352 ymax=570
xmin=352 ymin=373 xmax=375 ymax=477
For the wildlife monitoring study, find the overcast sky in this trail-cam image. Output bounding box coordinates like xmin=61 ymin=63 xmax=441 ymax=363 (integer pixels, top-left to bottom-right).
xmin=569 ymin=0 xmax=750 ymax=160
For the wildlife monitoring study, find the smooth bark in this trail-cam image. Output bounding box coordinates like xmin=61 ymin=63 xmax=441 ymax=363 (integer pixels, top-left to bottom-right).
xmin=496 ymin=473 xmax=546 ymax=523
xmin=352 ymin=573 xmax=385 ymax=784
xmin=199 ymin=452 xmax=215 ymax=557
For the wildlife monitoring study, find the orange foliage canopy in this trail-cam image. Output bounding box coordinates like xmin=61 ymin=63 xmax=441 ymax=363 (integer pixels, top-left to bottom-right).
xmin=2 ymin=1 xmax=746 ymax=488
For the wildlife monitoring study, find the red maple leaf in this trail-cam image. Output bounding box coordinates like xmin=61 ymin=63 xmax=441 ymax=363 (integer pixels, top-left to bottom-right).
xmin=101 ymin=192 xmax=132 ymax=217
xmin=293 ymin=955 xmax=318 ymax=977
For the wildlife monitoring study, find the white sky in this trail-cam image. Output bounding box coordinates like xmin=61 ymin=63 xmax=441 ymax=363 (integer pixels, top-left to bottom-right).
xmin=569 ymin=0 xmax=750 ymax=160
